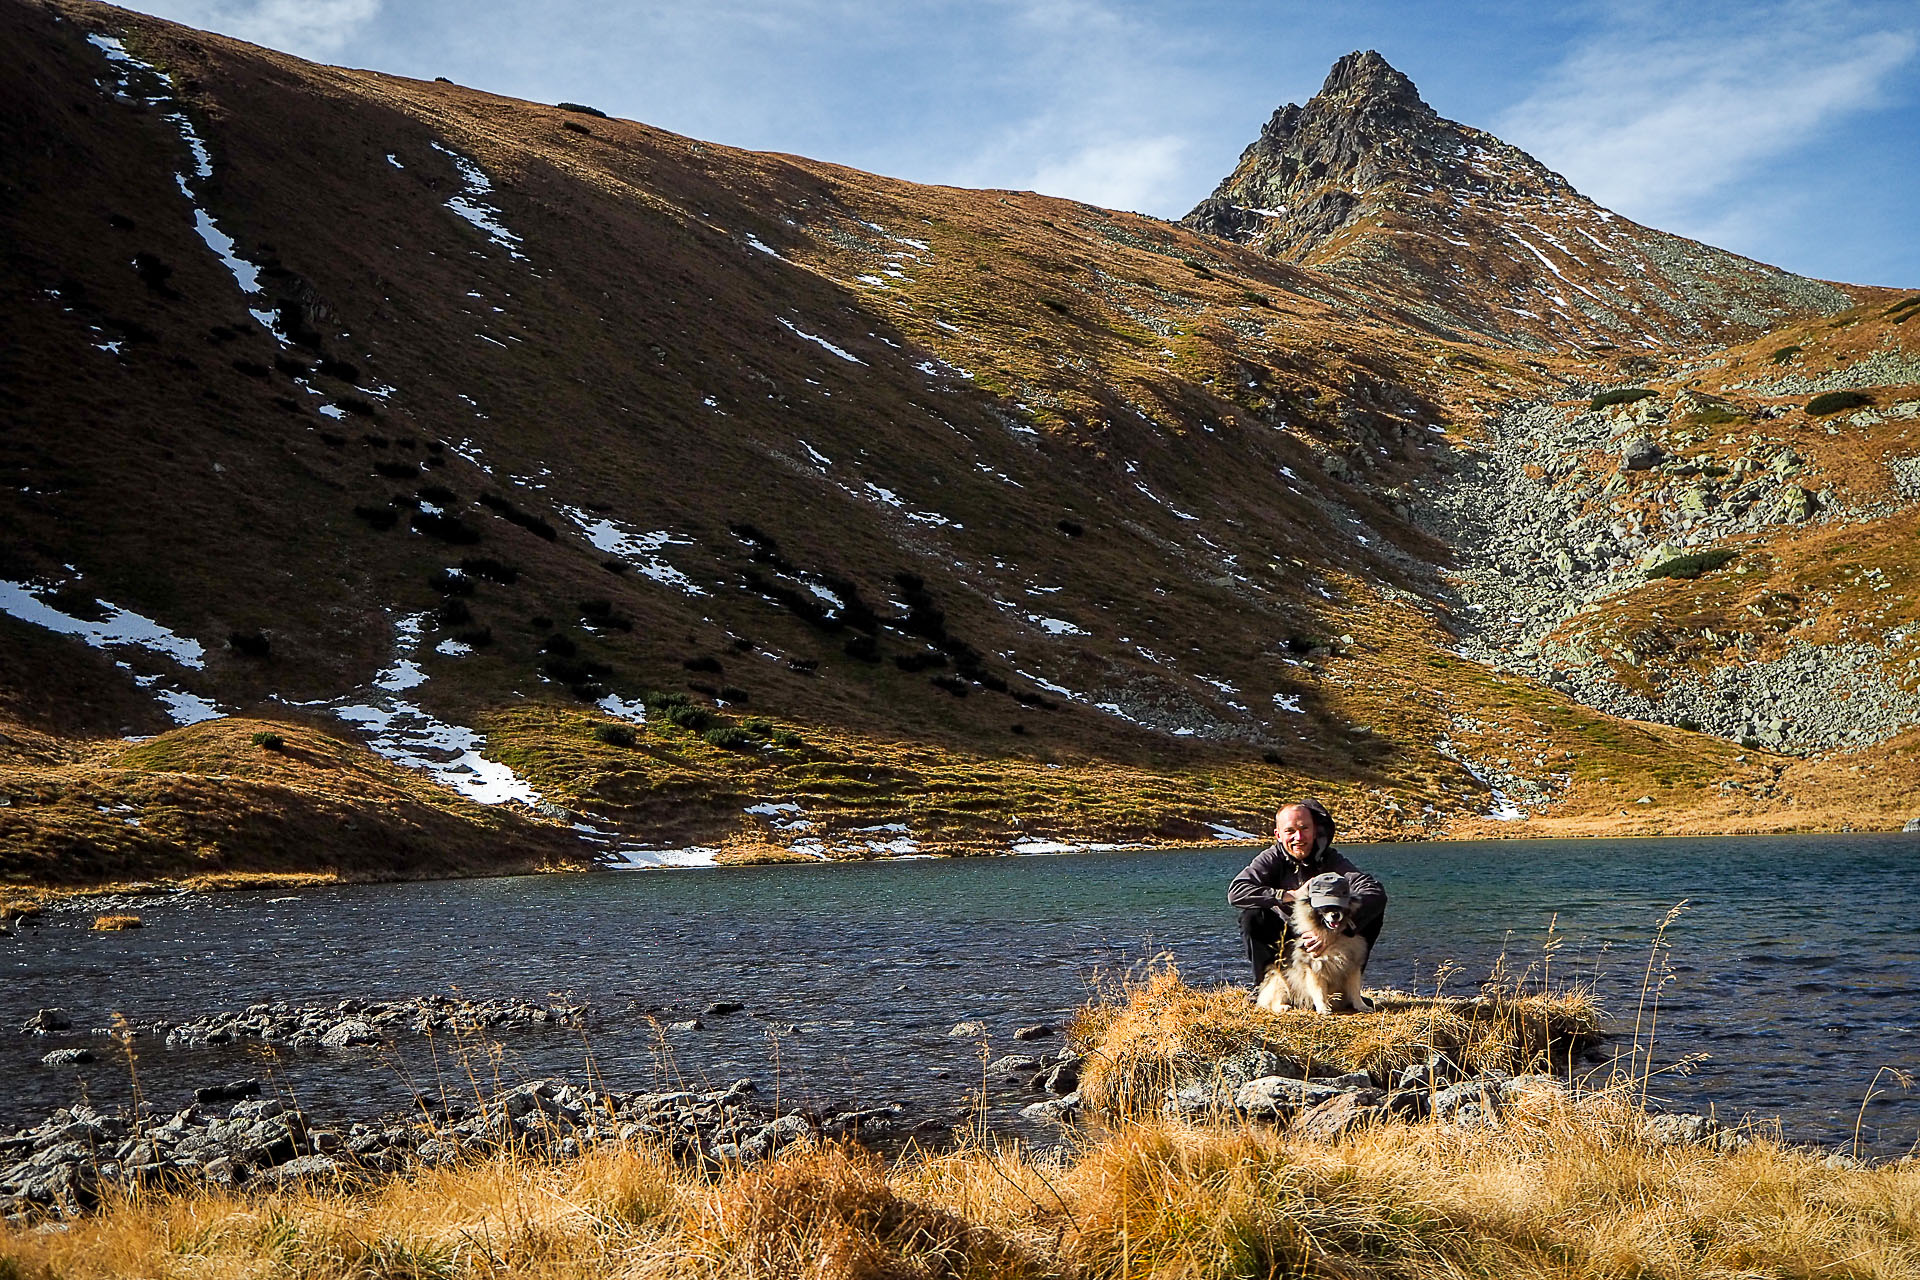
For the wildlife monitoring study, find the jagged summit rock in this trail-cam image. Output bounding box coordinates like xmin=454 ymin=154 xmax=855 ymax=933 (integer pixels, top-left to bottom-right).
xmin=1184 ymin=52 xmax=1849 ymax=350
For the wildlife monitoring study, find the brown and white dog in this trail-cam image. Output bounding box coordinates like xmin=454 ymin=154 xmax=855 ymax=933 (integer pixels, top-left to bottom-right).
xmin=1254 ymin=872 xmax=1373 ymax=1014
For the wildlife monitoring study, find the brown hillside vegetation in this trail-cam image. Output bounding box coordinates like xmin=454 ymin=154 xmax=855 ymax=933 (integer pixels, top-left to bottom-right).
xmin=1 ymin=0 xmax=1915 ymax=886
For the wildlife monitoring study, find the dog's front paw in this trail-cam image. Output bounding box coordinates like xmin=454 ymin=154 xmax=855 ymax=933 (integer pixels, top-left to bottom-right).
xmin=1352 ymin=995 xmax=1375 ymax=1013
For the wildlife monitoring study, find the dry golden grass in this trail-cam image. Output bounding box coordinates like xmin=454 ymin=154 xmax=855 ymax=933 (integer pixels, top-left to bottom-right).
xmin=1071 ymin=966 xmax=1602 ymax=1118
xmin=6 ymin=1102 xmax=1914 ymax=1280
xmin=89 ymin=913 xmax=141 ymax=931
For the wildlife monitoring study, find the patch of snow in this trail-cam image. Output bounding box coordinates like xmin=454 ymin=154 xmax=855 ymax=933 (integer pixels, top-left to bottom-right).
xmin=1030 ymin=615 xmax=1086 ymax=636
xmin=1206 ymin=822 xmax=1258 ymax=840
xmin=0 ymin=578 xmax=206 ymax=668
xmin=429 ymin=141 xmax=527 ymax=261
xmin=744 ymin=234 xmax=784 ymax=260
xmin=386 ymin=153 xmax=405 ymax=169
xmin=863 ymin=483 xmax=904 ymax=508
xmin=435 ymin=638 xmax=473 ymax=656
xmin=1272 ymin=692 xmax=1304 ymax=714
xmin=150 ymin=688 xmax=225 ymax=726
xmin=799 ymin=439 xmax=833 ymax=467
xmin=558 ymin=506 xmax=706 ymax=597
xmin=603 ymin=846 xmax=721 ymax=870
xmin=597 ymin=694 xmax=648 ymax=724
xmin=778 ymin=317 xmax=864 ymax=364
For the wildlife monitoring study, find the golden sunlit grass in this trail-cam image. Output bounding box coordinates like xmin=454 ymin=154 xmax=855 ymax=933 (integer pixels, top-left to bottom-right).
xmin=89 ymin=913 xmax=141 ymax=931
xmin=7 ymin=1099 xmax=1914 ymax=1280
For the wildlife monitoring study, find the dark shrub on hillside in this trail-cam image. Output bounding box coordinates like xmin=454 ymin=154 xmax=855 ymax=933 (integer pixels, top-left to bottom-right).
xmin=643 ymin=689 xmax=690 ymax=710
xmin=227 ymin=630 xmax=271 ymax=658
xmin=580 ymin=599 xmax=633 ymax=631
xmin=701 ymin=726 xmax=758 ymax=751
xmin=557 ymin=101 xmax=607 ymax=117
xmin=1056 ymin=519 xmax=1084 ymax=537
xmin=375 ymin=460 xmax=419 ymax=480
xmin=930 ymin=675 xmax=969 ymax=697
xmin=664 ymin=703 xmax=714 ymax=732
xmin=562 ymin=120 xmax=592 ymax=136
xmin=540 ymin=633 xmax=577 ymax=657
xmin=275 ymin=355 xmax=312 ymax=378
xmin=1807 ymin=390 xmax=1872 ymax=416
xmin=333 ymin=396 xmax=378 ymax=417
xmin=529 ymin=615 xmax=553 ymax=630
xmin=461 ymin=556 xmax=518 ymax=584
xmin=1011 ymin=690 xmax=1053 ymax=710
xmin=602 ymin=559 xmax=627 ymax=574
xmin=1770 ymin=345 xmax=1802 ymax=364
xmin=436 ymin=598 xmax=472 ymax=628
xmin=418 ymin=484 xmax=459 ymax=507
xmin=684 ymin=656 xmax=723 ymax=674
xmin=231 ymin=358 xmax=270 ymax=378
xmin=541 ymin=653 xmax=611 ymax=691
xmin=739 ymin=717 xmax=772 ymax=736
xmin=429 ymin=568 xmax=473 ymax=596
xmin=318 ymin=431 xmax=347 ymax=448
xmin=1645 ymin=548 xmax=1738 ymax=580
xmin=411 ymin=510 xmax=482 ymax=544
xmin=1042 ymin=298 xmax=1071 ymax=313
xmin=453 ymin=626 xmax=492 ymax=648
xmin=316 ymin=357 xmax=360 ymax=383
xmin=1883 ymin=295 xmax=1920 ymax=317
xmin=843 ymin=634 xmax=880 ymax=662
xmin=894 ymin=650 xmax=947 ymax=672
xmin=250 ymin=731 xmax=285 ymax=751
xmin=1590 ymin=388 xmax=1657 ymax=411
xmin=719 ymin=685 xmax=751 ymax=703
xmin=593 ymin=723 xmax=636 ymax=748
xmin=477 ymin=493 xmax=557 ymax=540
xmin=788 ymin=658 xmax=818 ymax=675
xmin=132 ymin=252 xmax=177 ymax=297
xmin=361 ymin=433 xmax=390 ymax=448
xmin=352 ymin=504 xmax=398 ymax=530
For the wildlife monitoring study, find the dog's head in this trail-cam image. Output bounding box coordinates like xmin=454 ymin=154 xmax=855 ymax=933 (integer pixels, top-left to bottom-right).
xmin=1303 ymin=872 xmax=1356 ymax=933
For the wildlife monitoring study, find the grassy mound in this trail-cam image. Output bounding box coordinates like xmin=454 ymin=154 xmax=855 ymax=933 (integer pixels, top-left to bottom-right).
xmin=1072 ymin=967 xmax=1603 ymax=1116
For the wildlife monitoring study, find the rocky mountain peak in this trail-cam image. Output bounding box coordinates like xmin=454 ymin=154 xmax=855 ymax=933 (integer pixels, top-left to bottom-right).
xmin=1182 ymin=52 xmax=1850 ymax=350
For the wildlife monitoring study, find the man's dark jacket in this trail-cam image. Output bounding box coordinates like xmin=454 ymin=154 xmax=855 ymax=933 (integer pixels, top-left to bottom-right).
xmin=1227 ymin=842 xmax=1387 ymax=935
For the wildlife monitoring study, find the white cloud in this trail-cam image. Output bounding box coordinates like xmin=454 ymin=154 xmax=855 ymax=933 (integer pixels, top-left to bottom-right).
xmin=126 ymin=0 xmax=381 ymax=59
xmin=1497 ymin=1 xmax=1916 ymax=225
xmin=1027 ymin=134 xmax=1189 ymax=212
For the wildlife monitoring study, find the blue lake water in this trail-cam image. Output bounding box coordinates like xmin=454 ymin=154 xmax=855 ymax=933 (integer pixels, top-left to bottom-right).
xmin=7 ymin=832 xmax=1917 ymax=1153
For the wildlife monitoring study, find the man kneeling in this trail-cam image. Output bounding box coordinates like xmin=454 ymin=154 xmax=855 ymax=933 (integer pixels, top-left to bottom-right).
xmin=1227 ymin=800 xmax=1386 ymax=1010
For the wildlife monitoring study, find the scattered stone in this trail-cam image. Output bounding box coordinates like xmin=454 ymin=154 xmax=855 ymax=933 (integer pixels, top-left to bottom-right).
xmin=1291 ymin=1090 xmax=1384 ymax=1140
xmin=948 ymin=1020 xmax=987 ymax=1037
xmin=666 ymin=1018 xmax=702 ymax=1032
xmin=1620 ymin=436 xmax=1663 ymax=470
xmin=21 ymin=1010 xmax=70 ymax=1035
xmin=147 ymin=996 xmax=589 ymax=1050
xmin=1234 ymin=1075 xmax=1348 ymax=1118
xmin=1020 ymin=1092 xmax=1082 ymax=1123
xmin=1903 ymin=817 xmax=1920 ymax=833
xmin=985 ymin=1054 xmax=1043 ymax=1079
xmin=703 ymin=1001 xmax=745 ymax=1016
xmin=194 ymin=1079 xmax=262 ymax=1105
xmin=1646 ymin=1112 xmax=1718 ymax=1145
xmin=1012 ymin=1024 xmax=1054 ymax=1041
xmin=39 ymin=1049 xmax=94 ymax=1067
xmin=318 ymin=1019 xmax=380 ymax=1048
xmin=1041 ymin=1055 xmax=1082 ymax=1095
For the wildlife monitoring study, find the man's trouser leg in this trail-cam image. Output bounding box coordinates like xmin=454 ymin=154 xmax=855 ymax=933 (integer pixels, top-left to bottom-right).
xmin=1239 ymin=907 xmax=1286 ymax=986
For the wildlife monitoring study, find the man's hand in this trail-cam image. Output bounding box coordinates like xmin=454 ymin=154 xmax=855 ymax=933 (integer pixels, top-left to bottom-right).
xmin=1297 ymin=932 xmax=1326 ymax=957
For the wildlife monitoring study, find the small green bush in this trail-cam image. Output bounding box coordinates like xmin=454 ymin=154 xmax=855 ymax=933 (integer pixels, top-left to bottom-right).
xmin=739 ymin=717 xmax=772 ymax=736
xmin=1589 ymin=388 xmax=1657 ymax=411
xmin=1769 ymin=344 xmax=1802 ymax=364
xmin=643 ymin=689 xmax=690 ymax=710
xmin=1806 ymin=390 xmax=1872 ymax=416
xmin=1881 ymin=295 xmax=1920 ymax=317
xmin=557 ymin=101 xmax=607 ymax=118
xmin=250 ymin=731 xmax=285 ymax=751
xmin=700 ymin=726 xmax=757 ymax=751
xmin=1645 ymin=548 xmax=1738 ymax=580
xmin=664 ymin=704 xmax=714 ymax=732
xmin=593 ymin=723 xmax=635 ymax=748
xmin=772 ymin=729 xmax=804 ymax=748
xmin=1689 ymin=407 xmax=1744 ymax=427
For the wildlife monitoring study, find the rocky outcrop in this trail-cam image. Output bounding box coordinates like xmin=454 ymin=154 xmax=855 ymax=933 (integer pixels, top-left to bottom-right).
xmin=105 ymin=996 xmax=590 ymax=1049
xmin=1411 ymin=395 xmax=1920 ymax=754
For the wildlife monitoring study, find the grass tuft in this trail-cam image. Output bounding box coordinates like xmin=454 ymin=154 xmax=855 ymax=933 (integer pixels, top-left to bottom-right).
xmin=92 ymin=914 xmax=142 ymax=931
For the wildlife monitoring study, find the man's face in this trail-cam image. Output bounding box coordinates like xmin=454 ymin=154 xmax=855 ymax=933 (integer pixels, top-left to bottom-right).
xmin=1275 ymin=806 xmax=1318 ymax=862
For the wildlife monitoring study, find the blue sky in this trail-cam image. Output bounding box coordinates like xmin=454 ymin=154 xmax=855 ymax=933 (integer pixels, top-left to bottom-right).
xmin=125 ymin=0 xmax=1918 ymax=287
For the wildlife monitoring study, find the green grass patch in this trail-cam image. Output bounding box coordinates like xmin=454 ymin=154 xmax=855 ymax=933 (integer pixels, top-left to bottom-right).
xmin=1769 ymin=344 xmax=1802 ymax=364
xmin=1806 ymin=390 xmax=1872 ymax=416
xmin=1589 ymin=388 xmax=1656 ymax=411
xmin=1645 ymin=548 xmax=1738 ymax=580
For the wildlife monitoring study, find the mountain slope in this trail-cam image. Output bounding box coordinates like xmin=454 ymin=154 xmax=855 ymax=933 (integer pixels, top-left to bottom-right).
xmin=1 ymin=1 xmax=1915 ymax=887
xmin=1183 ymin=51 xmax=1853 ymax=352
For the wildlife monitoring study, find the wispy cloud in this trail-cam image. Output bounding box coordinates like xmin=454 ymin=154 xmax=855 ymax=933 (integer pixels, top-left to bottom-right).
xmin=130 ymin=0 xmax=381 ymax=59
xmin=1497 ymin=0 xmax=1916 ymax=226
